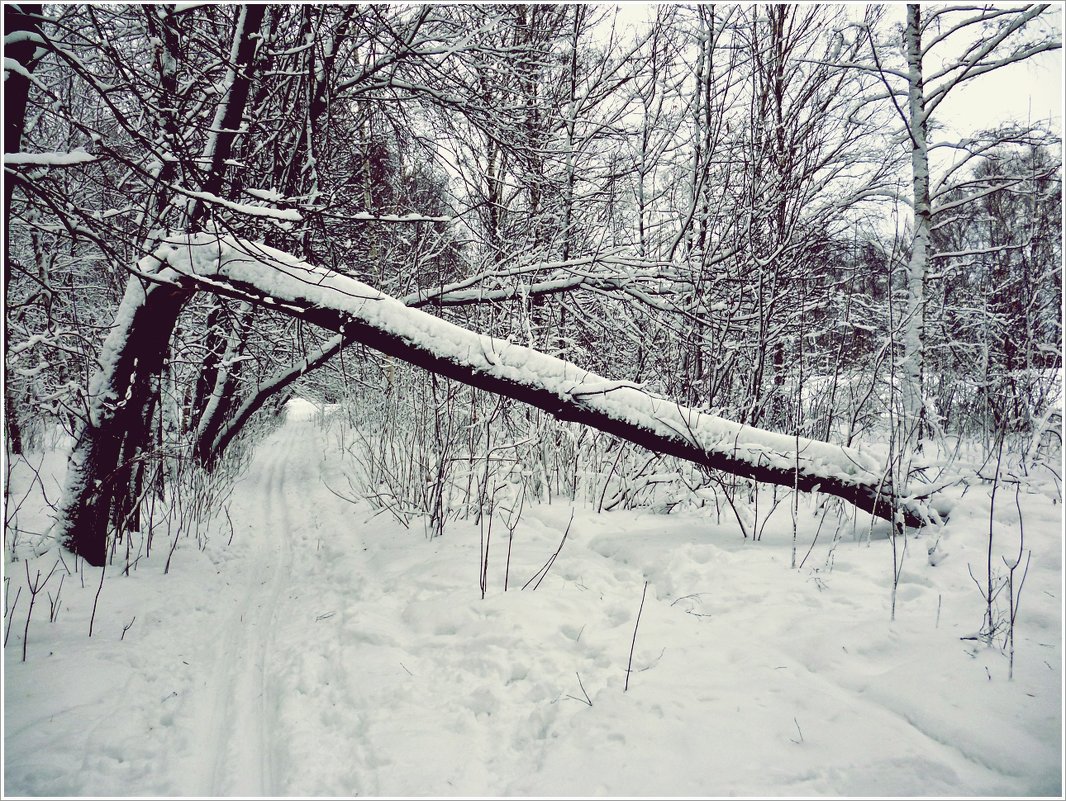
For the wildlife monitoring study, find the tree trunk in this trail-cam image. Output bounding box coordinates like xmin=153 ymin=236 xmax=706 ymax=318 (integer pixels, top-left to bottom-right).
xmin=184 ymin=4 xmax=267 ymax=445
xmin=55 ymin=278 xmax=192 ymax=565
xmin=3 ymin=3 xmax=44 ymax=456
xmin=904 ymin=4 xmax=930 ymax=449
xmin=193 ymin=301 xmax=254 ymax=466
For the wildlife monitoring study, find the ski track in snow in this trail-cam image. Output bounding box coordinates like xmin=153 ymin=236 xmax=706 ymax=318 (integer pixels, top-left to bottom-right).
xmin=173 ymin=411 xmax=1061 ymax=796
xmin=192 ymin=422 xmax=297 ymax=796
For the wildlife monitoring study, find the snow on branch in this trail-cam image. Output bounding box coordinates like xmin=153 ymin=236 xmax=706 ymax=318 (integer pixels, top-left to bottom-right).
xmin=170 ymin=187 xmax=303 ymax=221
xmin=349 ymin=211 xmax=452 ymax=223
xmin=146 ymin=233 xmax=947 ymax=528
xmin=4 ymin=149 xmax=96 ymax=167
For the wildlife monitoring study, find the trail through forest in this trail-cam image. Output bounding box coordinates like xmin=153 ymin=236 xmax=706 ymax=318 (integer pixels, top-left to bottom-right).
xmin=190 ymin=418 xmax=298 ymax=796
xmin=3 ymin=402 xmax=1063 ymax=796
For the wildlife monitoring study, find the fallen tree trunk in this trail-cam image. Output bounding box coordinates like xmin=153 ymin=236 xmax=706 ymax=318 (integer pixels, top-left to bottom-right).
xmin=164 ymin=237 xmax=950 ymax=529
xmin=57 ymin=233 xmax=947 ymax=565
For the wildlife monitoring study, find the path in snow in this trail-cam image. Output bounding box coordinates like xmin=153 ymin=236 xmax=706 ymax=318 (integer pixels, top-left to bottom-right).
xmin=188 ymin=419 xmax=298 ymax=796
xmin=185 ymin=401 xmax=390 ymax=796
xmin=182 ymin=407 xmax=1064 ymax=796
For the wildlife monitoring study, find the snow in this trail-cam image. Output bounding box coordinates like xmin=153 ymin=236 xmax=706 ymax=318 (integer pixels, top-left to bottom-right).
xmin=83 ymin=279 xmax=149 ymax=428
xmin=3 ymin=407 xmax=1061 ymax=796
xmin=245 ymin=187 xmax=283 ymax=202
xmin=284 ymin=396 xmax=321 ymax=420
xmin=177 ymin=189 xmax=302 ymax=221
xmin=3 ymin=148 xmax=95 ymax=167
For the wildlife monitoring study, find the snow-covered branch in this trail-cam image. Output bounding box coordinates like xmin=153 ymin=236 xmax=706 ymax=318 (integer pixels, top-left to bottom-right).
xmin=3 ymin=149 xmax=96 ymax=167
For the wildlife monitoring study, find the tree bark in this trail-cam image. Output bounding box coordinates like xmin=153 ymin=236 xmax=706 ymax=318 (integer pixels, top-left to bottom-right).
xmin=185 ymin=4 xmax=267 ymax=448
xmin=55 ymin=279 xmax=191 ymax=565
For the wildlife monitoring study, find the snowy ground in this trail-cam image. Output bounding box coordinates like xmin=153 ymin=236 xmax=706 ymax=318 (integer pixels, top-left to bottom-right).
xmin=3 ymin=400 xmax=1063 ymax=797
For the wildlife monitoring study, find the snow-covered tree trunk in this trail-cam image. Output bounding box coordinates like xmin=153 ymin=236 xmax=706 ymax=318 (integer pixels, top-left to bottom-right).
xmin=904 ymin=4 xmax=930 ymax=449
xmin=55 ymin=276 xmax=192 ymax=565
xmin=183 ymin=5 xmax=267 ymax=452
xmin=193 ymin=301 xmax=254 ymax=466
xmin=56 ymin=233 xmax=948 ymax=565
xmin=186 ymin=4 xmax=266 ymax=224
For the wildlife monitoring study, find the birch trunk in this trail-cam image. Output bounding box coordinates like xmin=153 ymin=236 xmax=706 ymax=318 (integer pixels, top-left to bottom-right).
xmin=904 ymin=4 xmax=930 ymax=449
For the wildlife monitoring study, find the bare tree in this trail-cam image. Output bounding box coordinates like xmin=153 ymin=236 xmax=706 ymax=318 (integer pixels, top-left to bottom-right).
xmin=864 ymin=3 xmax=1061 ymax=454
xmin=8 ymin=3 xmax=1057 ymax=572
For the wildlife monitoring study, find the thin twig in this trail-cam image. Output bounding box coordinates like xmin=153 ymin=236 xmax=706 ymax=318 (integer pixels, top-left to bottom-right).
xmin=625 ymin=580 xmax=649 ymax=692
xmin=4 ymin=587 xmax=21 ymax=648
xmin=523 ymin=510 xmax=575 ymax=591
xmin=566 ymin=671 xmax=593 ymax=706
xmin=88 ymin=564 xmax=106 ymax=638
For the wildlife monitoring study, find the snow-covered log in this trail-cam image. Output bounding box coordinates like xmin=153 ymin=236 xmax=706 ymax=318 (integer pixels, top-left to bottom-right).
xmin=57 ymin=233 xmax=947 ymax=564
xmin=166 ymin=235 xmax=945 ymax=525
